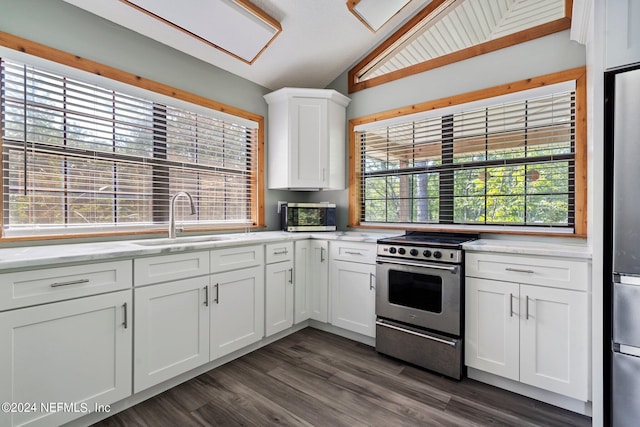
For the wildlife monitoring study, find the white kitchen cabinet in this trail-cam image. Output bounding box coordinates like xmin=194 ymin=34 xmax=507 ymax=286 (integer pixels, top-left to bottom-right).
xmin=0 ymin=290 xmax=132 ymax=427
xmin=0 ymin=260 xmax=132 ymax=311
xmin=210 ymin=265 xmax=264 ymax=359
xmin=295 ymin=239 xmax=329 ymax=323
xmin=264 ymin=88 xmax=350 ymax=190
xmin=265 ymin=242 xmax=294 ymax=336
xmin=265 ymin=260 xmax=294 ymax=336
xmin=606 ymin=0 xmax=640 ymax=69
xmin=329 ymin=240 xmax=377 ymax=264
xmin=133 ymin=278 xmax=210 ymax=393
xmin=330 ymin=259 xmax=376 ymax=337
xmin=519 ymin=283 xmax=588 ymax=399
xmin=465 ymin=252 xmax=590 ymax=402
xmin=132 ymin=252 xmax=210 ymax=393
xmin=465 ymin=277 xmax=520 ymax=381
xmin=134 ymin=251 xmax=209 ymax=286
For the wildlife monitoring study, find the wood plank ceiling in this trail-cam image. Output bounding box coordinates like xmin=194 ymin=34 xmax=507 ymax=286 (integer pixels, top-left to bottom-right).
xmin=357 ymin=0 xmax=566 ymax=82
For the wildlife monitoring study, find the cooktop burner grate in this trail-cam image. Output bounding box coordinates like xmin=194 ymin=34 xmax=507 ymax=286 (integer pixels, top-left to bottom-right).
xmin=377 ymin=231 xmax=478 ymax=248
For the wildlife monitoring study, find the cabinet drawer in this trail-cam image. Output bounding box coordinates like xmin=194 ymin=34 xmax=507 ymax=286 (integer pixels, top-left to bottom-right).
xmin=466 ymin=252 xmax=589 ymax=291
xmin=0 ymin=260 xmax=132 ymax=311
xmin=330 ymin=241 xmax=376 ymax=264
xmin=265 ymin=242 xmax=293 ymax=264
xmin=211 ymin=244 xmax=264 ymax=273
xmin=134 ymin=251 xmax=209 ymax=286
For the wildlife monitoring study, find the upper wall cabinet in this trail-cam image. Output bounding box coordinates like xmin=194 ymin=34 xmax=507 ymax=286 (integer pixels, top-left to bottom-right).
xmin=264 ymin=88 xmax=350 ymax=190
xmin=606 ymin=0 xmax=640 ymax=69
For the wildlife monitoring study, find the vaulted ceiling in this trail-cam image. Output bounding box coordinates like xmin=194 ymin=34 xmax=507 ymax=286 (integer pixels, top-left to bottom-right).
xmin=62 ymin=0 xmax=571 ymax=91
xmin=63 ymin=0 xmax=432 ymax=90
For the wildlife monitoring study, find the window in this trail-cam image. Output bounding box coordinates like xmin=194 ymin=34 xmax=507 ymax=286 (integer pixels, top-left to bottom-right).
xmin=350 ymin=69 xmax=587 ymax=235
xmin=0 ymin=57 xmax=262 ymax=237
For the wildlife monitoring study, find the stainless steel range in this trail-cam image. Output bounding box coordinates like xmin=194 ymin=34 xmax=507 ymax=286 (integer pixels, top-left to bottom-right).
xmin=375 ymin=232 xmax=477 ymax=380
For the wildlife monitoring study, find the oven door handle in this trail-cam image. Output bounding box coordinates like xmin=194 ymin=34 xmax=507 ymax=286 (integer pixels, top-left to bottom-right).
xmin=376 ymin=320 xmax=457 ymax=347
xmin=376 ymin=258 xmax=458 ymax=273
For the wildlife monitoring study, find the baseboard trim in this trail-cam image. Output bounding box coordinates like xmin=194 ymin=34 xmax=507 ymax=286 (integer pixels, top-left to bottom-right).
xmin=467 ymin=367 xmax=593 ymax=416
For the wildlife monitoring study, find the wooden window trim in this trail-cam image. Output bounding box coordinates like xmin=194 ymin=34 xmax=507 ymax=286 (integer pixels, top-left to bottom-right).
xmin=348 ymin=0 xmax=573 ymax=94
xmin=348 ymin=67 xmax=588 ymax=237
xmin=0 ymin=31 xmax=265 ymax=242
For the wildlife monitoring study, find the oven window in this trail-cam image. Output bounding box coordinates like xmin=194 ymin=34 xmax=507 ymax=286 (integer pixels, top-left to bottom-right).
xmin=388 ymin=270 xmax=442 ymax=313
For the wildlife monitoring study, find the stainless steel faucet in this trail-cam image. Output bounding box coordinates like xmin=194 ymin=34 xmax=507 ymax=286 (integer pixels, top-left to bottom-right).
xmin=168 ymin=192 xmax=196 ymax=239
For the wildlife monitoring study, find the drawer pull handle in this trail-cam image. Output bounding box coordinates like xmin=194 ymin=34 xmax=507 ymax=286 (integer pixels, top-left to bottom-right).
xmin=273 ymin=249 xmax=289 ymax=255
xmin=50 ymin=278 xmax=90 ymax=288
xmin=345 ymin=251 xmax=363 ymax=256
xmin=505 ymin=267 xmax=535 ymax=274
xmin=122 ymin=303 xmax=128 ymax=329
xmin=376 ymin=320 xmax=457 ymax=347
xmin=509 ymin=293 xmax=514 ymax=317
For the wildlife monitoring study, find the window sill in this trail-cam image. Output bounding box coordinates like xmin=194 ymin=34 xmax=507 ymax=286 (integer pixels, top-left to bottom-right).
xmin=351 ymin=222 xmax=582 ymax=238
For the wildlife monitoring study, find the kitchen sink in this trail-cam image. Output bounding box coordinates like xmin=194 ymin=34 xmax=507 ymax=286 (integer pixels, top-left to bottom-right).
xmin=132 ymin=235 xmax=232 ymax=246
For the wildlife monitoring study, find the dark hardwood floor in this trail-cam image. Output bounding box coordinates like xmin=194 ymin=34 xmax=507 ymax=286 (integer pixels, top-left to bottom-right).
xmin=93 ymin=328 xmax=591 ymax=426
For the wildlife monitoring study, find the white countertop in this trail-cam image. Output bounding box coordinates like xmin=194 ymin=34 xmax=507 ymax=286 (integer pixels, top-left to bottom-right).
xmin=463 ymin=238 xmax=592 ymax=259
xmin=0 ymin=232 xmax=594 ymax=271
xmin=0 ymin=231 xmax=400 ymax=271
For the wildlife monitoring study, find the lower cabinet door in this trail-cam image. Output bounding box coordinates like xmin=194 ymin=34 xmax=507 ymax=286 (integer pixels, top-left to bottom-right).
xmin=0 ymin=290 xmax=132 ymax=427
xmin=134 ymin=278 xmax=210 ymax=393
xmin=294 ymin=240 xmax=312 ymax=324
xmin=265 ymin=260 xmax=294 ymax=337
xmin=210 ymin=266 xmax=264 ymax=359
xmin=519 ymin=284 xmax=589 ymax=401
xmin=330 ymin=260 xmax=376 ymax=337
xmin=309 ymin=240 xmax=329 ymax=323
xmin=465 ymin=277 xmax=520 ymax=381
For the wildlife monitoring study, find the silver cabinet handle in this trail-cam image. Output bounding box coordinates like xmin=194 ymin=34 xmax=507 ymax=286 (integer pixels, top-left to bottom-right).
xmin=320 ymin=247 xmax=326 ymax=263
xmin=204 ymin=286 xmax=209 ymax=307
xmin=505 ymin=267 xmax=535 ymax=274
xmin=345 ymin=251 xmax=363 ymax=255
xmin=525 ymin=295 xmax=530 ymax=320
xmin=50 ymin=278 xmax=90 ymax=288
xmin=214 ymin=283 xmax=220 ymax=304
xmin=288 ymin=268 xmax=293 ymax=284
xmin=122 ymin=302 xmax=128 ymax=329
xmin=369 ymin=272 xmax=375 ymax=290
xmin=273 ymin=249 xmax=288 ymax=255
xmin=509 ymin=293 xmax=514 ymax=317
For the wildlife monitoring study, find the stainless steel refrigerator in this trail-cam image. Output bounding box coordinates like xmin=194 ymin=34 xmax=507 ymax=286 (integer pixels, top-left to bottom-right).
xmin=610 ymin=65 xmax=640 ymax=426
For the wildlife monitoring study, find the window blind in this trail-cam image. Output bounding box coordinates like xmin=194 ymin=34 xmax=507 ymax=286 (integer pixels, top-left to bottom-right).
xmin=357 ymin=86 xmax=575 ymax=228
xmin=0 ymin=58 xmax=258 ymax=236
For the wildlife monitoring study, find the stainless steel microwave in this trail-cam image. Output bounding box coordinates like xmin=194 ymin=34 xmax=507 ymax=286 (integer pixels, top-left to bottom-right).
xmin=280 ymin=202 xmax=337 ymax=232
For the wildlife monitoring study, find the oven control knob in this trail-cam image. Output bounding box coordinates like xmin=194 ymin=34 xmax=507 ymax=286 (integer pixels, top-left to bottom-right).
xmin=398 ymin=248 xmax=406 ymax=255
xmin=388 ymin=247 xmax=397 ymax=254
xmin=423 ymin=250 xmax=432 ymax=258
xmin=410 ymin=249 xmax=418 ymax=256
xmin=433 ymin=251 xmax=443 ymax=259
